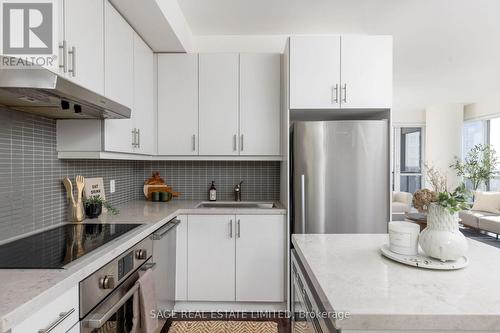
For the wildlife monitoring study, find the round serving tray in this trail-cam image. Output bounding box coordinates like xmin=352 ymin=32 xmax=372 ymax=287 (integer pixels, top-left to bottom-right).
xmin=380 ymin=244 xmax=468 ymax=270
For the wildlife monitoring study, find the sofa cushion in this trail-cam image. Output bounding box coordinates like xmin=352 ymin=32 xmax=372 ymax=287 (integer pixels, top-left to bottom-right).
xmin=472 ymin=191 xmax=500 ymax=214
xmin=392 ymin=202 xmax=411 ymax=213
xmin=479 ymin=216 xmax=500 ymax=234
xmin=459 ymin=210 xmax=496 ymax=228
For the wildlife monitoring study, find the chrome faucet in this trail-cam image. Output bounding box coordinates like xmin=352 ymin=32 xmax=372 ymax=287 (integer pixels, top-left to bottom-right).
xmin=234 ymin=181 xmax=244 ymax=201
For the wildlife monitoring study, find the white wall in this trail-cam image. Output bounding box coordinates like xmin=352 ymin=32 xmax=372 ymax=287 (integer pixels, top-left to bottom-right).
xmin=193 ymin=35 xmax=288 ymax=53
xmin=425 ymin=103 xmax=464 ymax=189
xmin=464 ymin=92 xmax=500 ymax=120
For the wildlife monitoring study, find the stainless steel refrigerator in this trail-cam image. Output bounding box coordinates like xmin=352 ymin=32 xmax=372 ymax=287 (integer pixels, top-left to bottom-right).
xmin=292 ymin=120 xmax=389 ymax=234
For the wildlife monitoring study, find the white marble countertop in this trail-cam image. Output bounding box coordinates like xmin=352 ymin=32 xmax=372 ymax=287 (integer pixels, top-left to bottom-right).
xmin=0 ymin=200 xmax=285 ymax=332
xmin=292 ymin=234 xmax=500 ymax=331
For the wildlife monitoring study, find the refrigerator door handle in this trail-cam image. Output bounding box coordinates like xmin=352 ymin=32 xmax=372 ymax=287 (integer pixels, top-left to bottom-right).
xmin=301 ymin=174 xmax=306 ymax=233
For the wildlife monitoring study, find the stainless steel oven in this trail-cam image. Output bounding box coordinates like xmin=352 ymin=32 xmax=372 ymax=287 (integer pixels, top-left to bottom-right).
xmin=80 ymin=237 xmax=153 ymax=333
xmin=291 ymin=250 xmax=338 ymax=333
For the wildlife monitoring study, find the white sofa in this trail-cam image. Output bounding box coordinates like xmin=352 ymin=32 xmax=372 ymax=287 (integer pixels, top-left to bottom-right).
xmin=460 ymin=191 xmax=500 ymax=235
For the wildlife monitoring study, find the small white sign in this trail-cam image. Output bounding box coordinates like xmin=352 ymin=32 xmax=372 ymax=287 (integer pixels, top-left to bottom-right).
xmin=84 ymin=177 xmax=106 ymax=200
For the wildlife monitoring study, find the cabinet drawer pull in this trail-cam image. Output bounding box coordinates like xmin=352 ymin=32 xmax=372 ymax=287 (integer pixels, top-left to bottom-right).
xmin=342 ymin=83 xmax=347 ymax=103
xmin=59 ymin=40 xmax=67 ymax=73
xmin=229 ymin=220 xmax=233 ymax=238
xmin=192 ymin=134 xmax=196 ymax=151
xmin=38 ymin=308 xmax=75 ymax=333
xmin=131 ymin=129 xmax=137 ymax=147
xmin=68 ymin=46 xmax=76 ymax=77
xmin=233 ymin=134 xmax=237 ymax=151
xmin=137 ymin=129 xmax=141 ymax=148
xmin=240 ymin=135 xmax=244 ymax=151
xmin=332 ymin=84 xmax=339 ymax=104
xmin=237 ymin=219 xmax=241 ymax=238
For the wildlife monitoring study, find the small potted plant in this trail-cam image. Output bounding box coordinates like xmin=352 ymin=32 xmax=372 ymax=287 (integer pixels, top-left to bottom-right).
xmin=84 ymin=195 xmax=119 ymax=218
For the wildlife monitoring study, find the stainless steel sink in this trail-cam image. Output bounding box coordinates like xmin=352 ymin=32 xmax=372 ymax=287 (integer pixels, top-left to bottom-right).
xmin=195 ymin=201 xmax=277 ymax=209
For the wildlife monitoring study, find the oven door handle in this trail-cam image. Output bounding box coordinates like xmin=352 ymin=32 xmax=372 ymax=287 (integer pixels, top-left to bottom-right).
xmin=83 ymin=283 xmax=139 ymax=329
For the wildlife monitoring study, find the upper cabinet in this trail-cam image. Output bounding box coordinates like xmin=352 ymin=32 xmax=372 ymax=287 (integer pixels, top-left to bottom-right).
xmin=198 ymin=54 xmax=240 ymax=156
xmin=56 ymin=0 xmax=104 ymax=94
xmin=289 ymin=35 xmax=392 ymax=110
xmin=102 ymin=1 xmax=135 ymax=153
xmin=104 ymin=1 xmax=134 ymax=108
xmin=290 ymin=36 xmax=341 ymax=109
xmin=240 ymin=54 xmax=281 ymax=156
xmin=156 ymin=53 xmax=282 ymax=158
xmin=157 ymin=54 xmax=199 ymax=156
xmin=132 ymin=32 xmax=156 ymax=155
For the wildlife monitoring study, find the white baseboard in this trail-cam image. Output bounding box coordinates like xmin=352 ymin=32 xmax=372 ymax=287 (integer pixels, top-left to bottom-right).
xmin=173 ymin=301 xmax=286 ymax=312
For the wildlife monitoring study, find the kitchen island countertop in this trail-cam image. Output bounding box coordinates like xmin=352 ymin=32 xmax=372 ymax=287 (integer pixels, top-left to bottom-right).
xmin=0 ymin=200 xmax=285 ymax=332
xmin=292 ymin=233 xmax=500 ymax=332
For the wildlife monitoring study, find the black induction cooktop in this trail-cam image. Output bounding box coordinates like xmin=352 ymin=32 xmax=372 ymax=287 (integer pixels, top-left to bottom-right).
xmin=0 ymin=223 xmax=142 ymax=269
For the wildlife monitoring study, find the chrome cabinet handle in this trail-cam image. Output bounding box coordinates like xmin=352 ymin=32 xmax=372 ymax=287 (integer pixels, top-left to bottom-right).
xmin=233 ymin=134 xmax=237 ymax=151
xmin=301 ymin=174 xmax=306 ymax=233
xmin=229 ymin=219 xmax=233 ymax=238
xmin=332 ymin=84 xmax=339 ymax=104
xmin=151 ymin=219 xmax=180 ymax=240
xmin=342 ymin=83 xmax=347 ymax=103
xmin=137 ymin=128 xmax=141 ymax=148
xmin=59 ymin=40 xmax=67 ymax=73
xmin=38 ymin=308 xmax=75 ymax=333
xmin=131 ymin=129 xmax=137 ymax=147
xmin=192 ymin=134 xmax=196 ymax=151
xmin=68 ymin=46 xmax=76 ymax=77
xmin=240 ymin=135 xmax=244 ymax=151
xmin=237 ymin=219 xmax=241 ymax=238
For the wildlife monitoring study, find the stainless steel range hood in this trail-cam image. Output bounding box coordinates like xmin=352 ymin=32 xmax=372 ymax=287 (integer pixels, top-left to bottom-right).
xmin=0 ymin=58 xmax=131 ymax=119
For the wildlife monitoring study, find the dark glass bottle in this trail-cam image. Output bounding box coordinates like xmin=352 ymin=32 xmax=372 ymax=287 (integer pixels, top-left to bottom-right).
xmin=209 ymin=181 xmax=217 ymax=201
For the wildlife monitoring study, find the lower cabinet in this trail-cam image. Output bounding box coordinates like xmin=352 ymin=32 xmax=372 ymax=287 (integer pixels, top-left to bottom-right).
xmin=187 ymin=215 xmax=236 ymax=301
xmin=183 ymin=214 xmax=285 ymax=303
xmin=11 ymin=284 xmax=79 ymax=333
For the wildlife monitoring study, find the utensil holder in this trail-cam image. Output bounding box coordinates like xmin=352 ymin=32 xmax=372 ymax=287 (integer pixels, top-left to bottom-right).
xmin=68 ymin=200 xmax=85 ymax=222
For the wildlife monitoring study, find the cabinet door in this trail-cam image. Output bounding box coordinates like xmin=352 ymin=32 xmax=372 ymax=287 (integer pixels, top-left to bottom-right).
xmin=199 ymin=54 xmax=239 ymax=156
xmin=187 ymin=215 xmax=235 ymax=301
xmin=239 ymin=54 xmax=281 ymax=156
xmin=133 ymin=32 xmax=156 ymax=155
xmin=235 ymin=215 xmax=285 ymax=302
xmin=340 ymin=36 xmax=393 ymax=109
xmin=157 ymin=54 xmax=199 ymax=155
xmin=175 ymin=215 xmax=188 ymax=301
xmin=103 ymin=1 xmax=134 ymax=153
xmin=64 ymin=0 xmax=104 ymax=94
xmin=289 ymin=36 xmax=341 ymax=109
xmin=104 ymin=1 xmax=133 ymax=107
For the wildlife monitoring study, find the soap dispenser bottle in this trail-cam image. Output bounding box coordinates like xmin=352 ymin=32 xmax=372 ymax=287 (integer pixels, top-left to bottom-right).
xmin=209 ymin=181 xmax=217 ymax=201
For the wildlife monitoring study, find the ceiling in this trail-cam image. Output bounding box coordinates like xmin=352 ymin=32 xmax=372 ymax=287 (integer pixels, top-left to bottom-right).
xmin=178 ymin=0 xmax=500 ymax=118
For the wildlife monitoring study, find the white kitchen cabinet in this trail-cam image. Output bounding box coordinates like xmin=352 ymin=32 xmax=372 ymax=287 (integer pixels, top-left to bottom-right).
xmin=175 ymin=215 xmax=188 ymax=301
xmin=157 ymin=54 xmax=199 ymax=155
xmin=341 ymin=36 xmax=393 ymax=109
xmin=235 ymin=214 xmax=285 ymax=302
xmin=103 ymin=1 xmax=135 ymax=153
xmin=63 ymin=0 xmax=105 ymax=94
xmin=67 ymin=324 xmax=80 ymax=333
xmin=11 ymin=284 xmax=79 ymax=333
xmin=187 ymin=215 xmax=236 ymax=301
xmin=132 ymin=32 xmax=156 ymax=154
xmin=199 ymin=54 xmax=239 ymax=156
xmin=289 ymin=36 xmax=341 ymax=109
xmin=239 ymin=54 xmax=281 ymax=156
xmin=289 ymin=35 xmax=392 ymax=110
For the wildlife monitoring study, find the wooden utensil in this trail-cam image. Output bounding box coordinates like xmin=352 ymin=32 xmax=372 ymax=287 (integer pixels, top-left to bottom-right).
xmin=63 ymin=177 xmax=75 ymax=205
xmin=76 ymin=175 xmax=85 ymax=204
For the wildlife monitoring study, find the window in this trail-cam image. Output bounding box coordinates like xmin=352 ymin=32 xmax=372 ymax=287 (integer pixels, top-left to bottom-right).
xmin=462 ymin=118 xmax=500 ymax=191
xmin=393 ymin=127 xmax=423 ymax=194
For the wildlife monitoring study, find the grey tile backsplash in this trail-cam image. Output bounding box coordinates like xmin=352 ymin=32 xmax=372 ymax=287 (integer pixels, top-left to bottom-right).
xmin=0 ymin=108 xmax=280 ymax=241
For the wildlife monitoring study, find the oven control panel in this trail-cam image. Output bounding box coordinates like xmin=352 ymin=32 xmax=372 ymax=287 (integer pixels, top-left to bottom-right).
xmin=79 ymin=236 xmax=153 ymax=318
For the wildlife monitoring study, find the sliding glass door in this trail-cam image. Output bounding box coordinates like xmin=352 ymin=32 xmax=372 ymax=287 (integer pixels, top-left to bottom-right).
xmin=393 ymin=127 xmax=424 ymax=194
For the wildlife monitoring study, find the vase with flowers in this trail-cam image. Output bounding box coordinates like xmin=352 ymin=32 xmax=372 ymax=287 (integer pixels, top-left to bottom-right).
xmin=412 ymin=165 xmax=470 ymax=261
